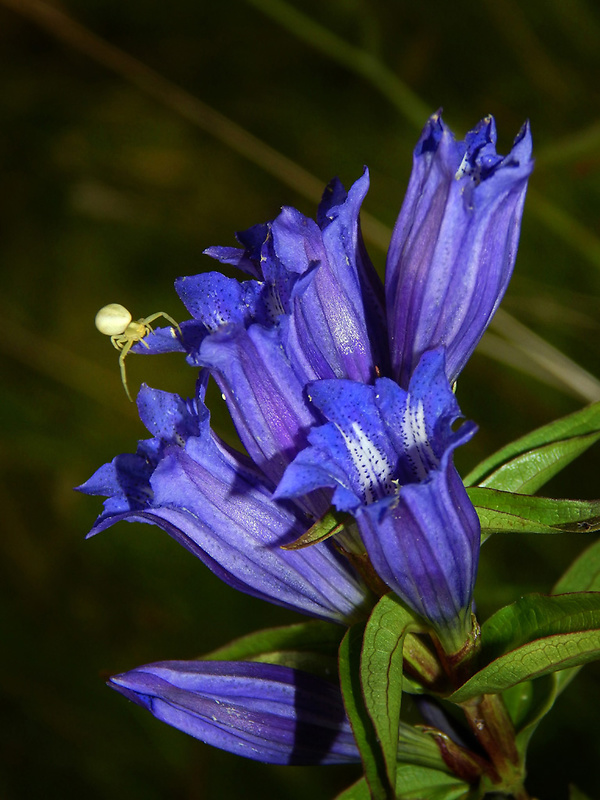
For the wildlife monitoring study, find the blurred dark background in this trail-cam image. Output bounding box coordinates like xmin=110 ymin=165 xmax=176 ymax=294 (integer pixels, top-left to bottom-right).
xmin=1 ymin=1 xmax=599 ymax=798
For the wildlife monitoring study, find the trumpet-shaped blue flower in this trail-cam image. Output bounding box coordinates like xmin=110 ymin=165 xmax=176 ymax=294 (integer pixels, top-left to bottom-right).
xmin=203 ymin=170 xmax=388 ymax=385
xmin=386 ymin=113 xmax=533 ymax=387
xmin=109 ymin=660 xmax=360 ymax=765
xmin=78 ymin=378 xmax=369 ymax=624
xmin=275 ymin=349 xmax=480 ymax=652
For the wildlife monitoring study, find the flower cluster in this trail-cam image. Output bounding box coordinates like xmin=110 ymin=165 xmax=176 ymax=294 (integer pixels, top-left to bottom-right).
xmin=80 ymin=112 xmax=533 ymax=765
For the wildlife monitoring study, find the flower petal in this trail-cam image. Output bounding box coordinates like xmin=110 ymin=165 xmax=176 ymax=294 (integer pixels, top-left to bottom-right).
xmin=273 ymin=171 xmax=387 ymax=384
xmin=79 ymin=384 xmax=368 ymax=624
xmin=110 ymin=660 xmax=360 ymax=765
xmin=277 ymin=350 xmax=474 ymax=508
xmin=356 ymin=447 xmax=480 ymax=646
xmin=276 ymin=350 xmax=480 ymax=646
xmin=172 ymin=271 xmax=324 ymax=495
xmin=386 ymin=112 xmax=533 ymax=387
xmin=198 ymin=323 xmax=322 ymax=495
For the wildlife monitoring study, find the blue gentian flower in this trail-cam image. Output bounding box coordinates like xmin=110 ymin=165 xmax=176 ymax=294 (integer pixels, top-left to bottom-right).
xmin=109 ymin=660 xmax=360 ymax=765
xmin=78 ymin=376 xmax=369 ymax=624
xmin=386 ymin=113 xmax=533 ymax=388
xmin=275 ymin=349 xmax=480 ymax=653
xmin=203 ymin=170 xmax=388 ymax=386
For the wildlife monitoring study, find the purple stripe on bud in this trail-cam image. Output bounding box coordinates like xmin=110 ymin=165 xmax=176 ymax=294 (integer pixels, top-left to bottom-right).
xmin=110 ymin=660 xmax=360 ymax=765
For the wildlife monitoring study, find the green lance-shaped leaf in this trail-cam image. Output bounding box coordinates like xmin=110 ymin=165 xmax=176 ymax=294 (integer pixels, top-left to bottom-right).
xmin=335 ymin=765 xmax=470 ymax=800
xmin=334 ymin=778 xmax=371 ymax=800
xmin=502 ymin=542 xmax=600 ymax=759
xmin=447 ymin=593 xmax=600 ymax=703
xmin=391 ymin=765 xmax=470 ymax=800
xmin=396 ymin=722 xmax=455 ymax=772
xmin=280 ymin=509 xmax=348 ymax=549
xmin=463 ymin=402 xmax=600 ymax=493
xmin=202 ymin=619 xmax=344 ymax=679
xmin=468 ymin=487 xmax=600 ymax=543
xmin=360 ymin=595 xmax=422 ymax=792
xmin=339 ymin=624 xmax=392 ymax=800
xmin=554 ymin=536 xmax=600 ymax=594
xmin=502 ymin=673 xmax=561 ymax=760
xmin=550 ymin=536 xmax=600 ymax=694
xmin=338 ymin=599 xmax=426 ymax=800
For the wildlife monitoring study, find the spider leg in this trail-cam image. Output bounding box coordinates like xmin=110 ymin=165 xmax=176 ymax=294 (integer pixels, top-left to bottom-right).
xmin=141 ymin=312 xmax=181 ymax=336
xmin=118 ymin=338 xmax=135 ymax=402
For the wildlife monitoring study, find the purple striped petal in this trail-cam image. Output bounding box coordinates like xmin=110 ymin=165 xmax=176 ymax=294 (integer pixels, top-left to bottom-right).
xmin=276 ymin=350 xmax=480 ymax=650
xmin=109 ymin=660 xmax=360 ymax=765
xmin=172 ymin=272 xmax=325 ymax=500
xmin=386 ymin=112 xmax=533 ymax=387
xmin=272 ymin=171 xmax=387 ymax=383
xmin=356 ymin=448 xmax=480 ymax=650
xmin=78 ymin=384 xmax=368 ymax=624
xmin=201 ymin=171 xmax=386 ymax=386
xmin=197 ymin=323 xmax=322 ymax=499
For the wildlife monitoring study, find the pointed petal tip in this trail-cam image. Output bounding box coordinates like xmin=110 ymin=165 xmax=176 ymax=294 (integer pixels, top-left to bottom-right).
xmin=512 ymin=119 xmax=534 ymax=163
xmin=347 ymin=167 xmax=370 ymax=199
xmin=473 ymin=114 xmax=497 ymax=144
xmin=108 ymin=672 xmax=154 ymax=709
xmin=415 ymin=111 xmax=447 ymax=155
xmin=318 ymin=168 xmax=370 ymax=225
xmin=108 ymin=669 xmax=150 ymax=692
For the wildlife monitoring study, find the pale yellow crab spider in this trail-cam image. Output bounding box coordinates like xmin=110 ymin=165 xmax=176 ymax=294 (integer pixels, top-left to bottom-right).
xmin=95 ymin=303 xmax=181 ymax=402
